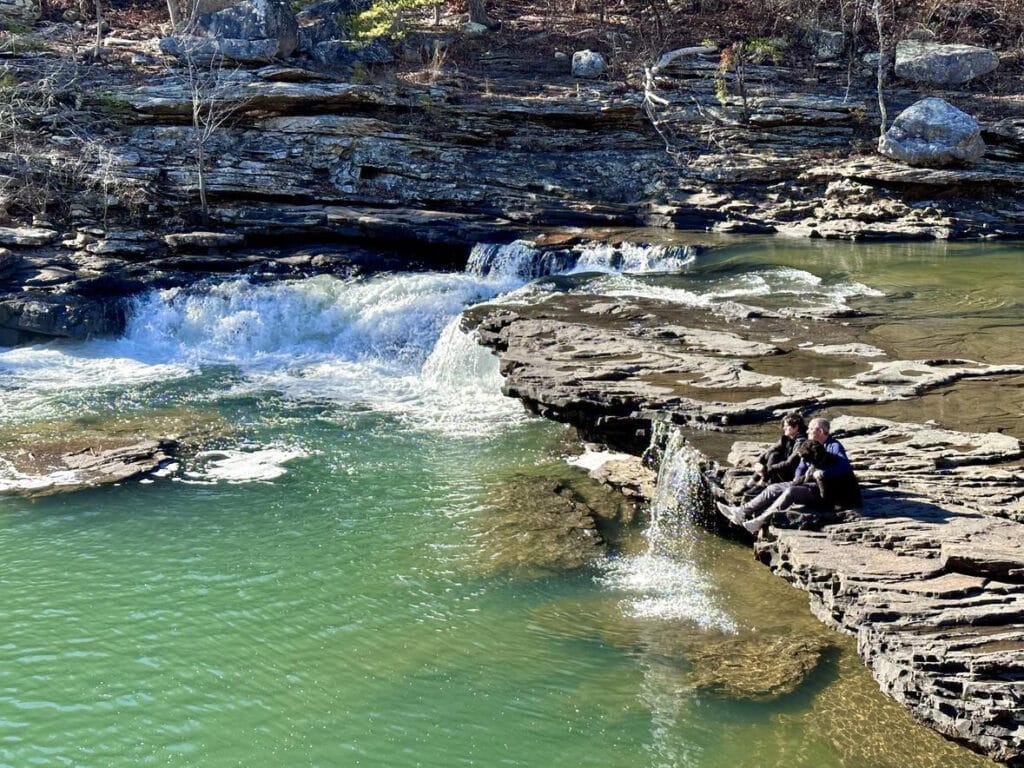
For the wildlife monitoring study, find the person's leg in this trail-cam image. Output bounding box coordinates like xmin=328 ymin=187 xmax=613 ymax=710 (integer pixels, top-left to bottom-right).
xmin=717 ymin=482 xmax=789 ymax=525
xmin=743 ymin=482 xmax=790 ymax=514
xmin=743 ymin=483 xmax=822 ymax=534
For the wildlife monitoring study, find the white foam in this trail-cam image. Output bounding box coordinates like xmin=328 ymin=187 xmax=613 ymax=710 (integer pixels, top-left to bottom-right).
xmin=186 ymin=448 xmax=305 ymax=483
xmin=597 ymin=554 xmax=736 ymax=631
xmin=0 ymin=457 xmax=81 ymax=495
xmin=122 ymin=272 xmax=517 ymax=371
xmin=566 ymin=448 xmax=633 ymax=472
xmin=583 ymin=266 xmax=883 ymax=314
xmin=0 ymin=341 xmax=191 ymax=423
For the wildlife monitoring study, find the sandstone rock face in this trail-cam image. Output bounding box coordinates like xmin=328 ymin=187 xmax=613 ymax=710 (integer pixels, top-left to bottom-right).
xmin=894 ymin=40 xmax=999 ymax=85
xmin=809 ymin=28 xmax=844 ymax=61
xmin=161 ymin=0 xmax=299 ymax=62
xmin=0 ymin=227 xmax=58 ymax=246
xmin=878 ymin=98 xmax=985 ymax=167
xmin=572 ymin=49 xmax=606 ymax=78
xmin=756 ymin=498 xmax=1024 ymax=766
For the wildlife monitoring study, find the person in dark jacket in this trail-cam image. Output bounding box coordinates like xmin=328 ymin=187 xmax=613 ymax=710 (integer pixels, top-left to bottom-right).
xmin=795 ymin=439 xmax=862 ymax=511
xmin=750 ymin=413 xmax=807 ymax=487
xmin=717 ymin=417 xmax=860 ymax=534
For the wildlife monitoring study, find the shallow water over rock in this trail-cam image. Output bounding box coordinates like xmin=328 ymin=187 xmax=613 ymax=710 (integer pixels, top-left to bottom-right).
xmin=1 ymin=237 xmax=1017 ymax=767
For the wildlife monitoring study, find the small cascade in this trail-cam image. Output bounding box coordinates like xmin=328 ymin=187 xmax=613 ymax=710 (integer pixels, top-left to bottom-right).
xmin=595 ymin=421 xmax=734 ymax=632
xmin=642 ymin=421 xmax=715 ymax=560
xmin=466 ymin=239 xmax=698 ymax=281
xmin=573 ymin=242 xmax=697 ymax=274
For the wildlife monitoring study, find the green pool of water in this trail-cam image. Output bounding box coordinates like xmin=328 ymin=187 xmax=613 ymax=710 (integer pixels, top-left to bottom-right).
xmin=3 ymin=237 xmax=1018 ymax=767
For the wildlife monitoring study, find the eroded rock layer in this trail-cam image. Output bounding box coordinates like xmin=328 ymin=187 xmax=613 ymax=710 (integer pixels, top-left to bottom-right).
xmin=465 ymin=288 xmax=1024 ymax=765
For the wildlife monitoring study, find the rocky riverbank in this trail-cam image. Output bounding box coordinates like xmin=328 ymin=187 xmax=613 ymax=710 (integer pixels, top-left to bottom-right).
xmin=2 ymin=16 xmax=1024 ymax=343
xmin=2 ymin=6 xmax=1023 ymax=763
xmin=461 ymin=269 xmax=1024 ymax=766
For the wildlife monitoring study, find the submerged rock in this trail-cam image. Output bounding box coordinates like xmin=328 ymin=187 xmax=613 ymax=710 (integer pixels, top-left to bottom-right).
xmin=688 ymin=633 xmax=829 ymax=700
xmin=0 ymin=410 xmax=230 ymax=496
xmin=472 ymin=472 xmax=621 ymax=574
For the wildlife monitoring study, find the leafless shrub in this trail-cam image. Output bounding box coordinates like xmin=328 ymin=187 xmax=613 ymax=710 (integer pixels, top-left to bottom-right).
xmin=164 ymin=35 xmax=251 ymax=223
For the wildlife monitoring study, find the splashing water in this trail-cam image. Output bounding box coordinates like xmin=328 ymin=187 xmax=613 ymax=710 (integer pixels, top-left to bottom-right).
xmin=647 ymin=426 xmax=714 ymax=546
xmin=466 ymin=240 xmax=698 ymax=281
xmin=582 ymin=267 xmax=882 ymax=316
xmin=597 ymin=423 xmax=735 ymax=632
xmin=0 ymin=272 xmax=526 ymax=436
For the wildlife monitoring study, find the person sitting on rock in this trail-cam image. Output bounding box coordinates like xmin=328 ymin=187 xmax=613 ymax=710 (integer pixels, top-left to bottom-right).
xmin=747 ymin=412 xmax=807 ymax=490
xmin=795 ymin=439 xmax=862 ymax=512
xmin=717 ymin=417 xmax=859 ymax=535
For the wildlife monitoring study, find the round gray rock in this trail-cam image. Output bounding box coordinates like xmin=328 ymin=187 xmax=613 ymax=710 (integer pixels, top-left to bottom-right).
xmin=878 ymin=97 xmax=985 ymax=167
xmin=572 ymin=49 xmax=606 ymax=79
xmin=894 ymin=40 xmax=998 ymax=85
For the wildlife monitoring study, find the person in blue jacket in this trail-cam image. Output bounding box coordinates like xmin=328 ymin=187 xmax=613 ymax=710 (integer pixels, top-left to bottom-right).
xmin=717 ymin=417 xmax=861 ymax=534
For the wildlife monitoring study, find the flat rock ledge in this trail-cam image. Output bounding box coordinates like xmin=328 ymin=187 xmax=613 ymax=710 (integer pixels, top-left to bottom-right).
xmin=466 ymin=291 xmax=1024 ymax=765
xmin=740 ymin=416 xmax=1024 ymax=765
xmin=0 ymin=411 xmax=229 ymax=496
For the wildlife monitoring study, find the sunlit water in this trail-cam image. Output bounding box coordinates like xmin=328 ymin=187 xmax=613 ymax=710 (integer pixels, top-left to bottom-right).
xmin=1 ymin=237 xmax=1016 ymax=767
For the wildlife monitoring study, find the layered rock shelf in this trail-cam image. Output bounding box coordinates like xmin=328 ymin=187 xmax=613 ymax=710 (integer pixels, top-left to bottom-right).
xmin=1 ymin=18 xmax=1023 ymax=764
xmin=2 ymin=42 xmax=1024 ymax=342
xmin=464 ymin=288 xmax=1024 ymax=765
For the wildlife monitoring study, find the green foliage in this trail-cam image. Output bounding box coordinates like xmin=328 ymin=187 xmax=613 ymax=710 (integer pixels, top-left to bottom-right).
xmin=745 ymin=37 xmax=784 ymax=65
xmin=89 ymin=92 xmax=135 ymax=119
xmin=348 ymin=0 xmax=436 ymax=39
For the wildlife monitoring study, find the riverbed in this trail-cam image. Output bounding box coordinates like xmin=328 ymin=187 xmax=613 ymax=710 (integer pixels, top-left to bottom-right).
xmin=2 ymin=235 xmax=1017 ymax=767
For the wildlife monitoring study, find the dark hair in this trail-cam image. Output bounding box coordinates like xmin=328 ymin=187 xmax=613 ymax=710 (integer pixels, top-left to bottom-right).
xmin=782 ymin=413 xmax=806 ymax=430
xmin=797 ymin=440 xmax=828 ymax=465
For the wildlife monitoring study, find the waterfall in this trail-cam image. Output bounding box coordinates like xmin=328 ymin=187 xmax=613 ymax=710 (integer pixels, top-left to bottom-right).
xmin=596 ymin=422 xmax=734 ymax=632
xmin=466 ymin=239 xmax=698 ymax=281
xmin=647 ymin=422 xmax=715 ymax=537
xmin=0 ymin=271 xmax=526 ymax=434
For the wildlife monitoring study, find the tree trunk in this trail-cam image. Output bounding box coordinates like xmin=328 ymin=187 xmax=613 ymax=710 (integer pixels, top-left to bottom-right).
xmin=93 ymin=0 xmax=103 ymax=58
xmin=166 ymin=0 xmax=183 ymax=31
xmin=873 ymin=0 xmax=888 ymax=138
xmin=468 ymin=0 xmax=499 ymax=29
xmin=196 ymin=138 xmax=209 ymax=224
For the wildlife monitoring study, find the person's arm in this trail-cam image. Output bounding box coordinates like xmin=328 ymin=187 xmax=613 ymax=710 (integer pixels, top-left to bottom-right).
xmin=821 ymin=440 xmax=853 ymax=477
xmin=767 ymin=436 xmax=804 ymax=476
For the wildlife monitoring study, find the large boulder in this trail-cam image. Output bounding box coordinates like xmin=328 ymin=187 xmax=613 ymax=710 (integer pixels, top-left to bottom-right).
xmin=572 ymin=49 xmax=606 ymax=79
xmin=894 ymin=40 xmax=998 ymax=85
xmin=0 ymin=0 xmax=39 ymax=23
xmin=160 ymin=0 xmax=299 ymax=63
xmin=878 ymin=97 xmax=985 ymax=167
